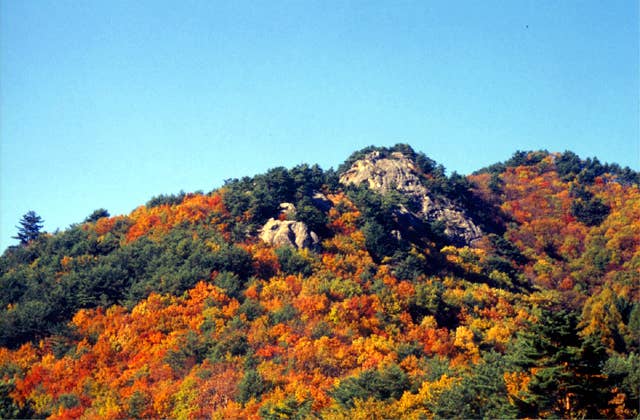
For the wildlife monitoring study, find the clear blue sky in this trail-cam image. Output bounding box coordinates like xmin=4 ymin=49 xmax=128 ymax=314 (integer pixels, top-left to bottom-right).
xmin=1 ymin=0 xmax=638 ymax=251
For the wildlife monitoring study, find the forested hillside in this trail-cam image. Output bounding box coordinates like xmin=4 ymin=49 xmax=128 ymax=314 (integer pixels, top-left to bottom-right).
xmin=1 ymin=145 xmax=638 ymax=419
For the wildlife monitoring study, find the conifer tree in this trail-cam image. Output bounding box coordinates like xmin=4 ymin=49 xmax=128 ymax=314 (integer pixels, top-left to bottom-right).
xmin=13 ymin=211 xmax=44 ymax=245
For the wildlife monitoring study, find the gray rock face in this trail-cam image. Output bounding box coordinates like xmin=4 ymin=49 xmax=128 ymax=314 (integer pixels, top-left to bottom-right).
xmin=340 ymin=151 xmax=426 ymax=196
xmin=259 ymin=218 xmax=319 ymax=249
xmin=339 ymin=150 xmax=482 ymax=245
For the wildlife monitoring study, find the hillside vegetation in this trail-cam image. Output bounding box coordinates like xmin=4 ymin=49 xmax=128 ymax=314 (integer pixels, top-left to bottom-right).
xmin=0 ymin=145 xmax=638 ymax=419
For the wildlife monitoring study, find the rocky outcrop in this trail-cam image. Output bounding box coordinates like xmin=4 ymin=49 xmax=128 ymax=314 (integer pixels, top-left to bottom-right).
xmin=340 ymin=150 xmax=482 ymax=245
xmin=340 ymin=151 xmax=427 ymax=196
xmin=425 ymin=204 xmax=483 ymax=245
xmin=279 ymin=202 xmax=296 ymax=218
xmin=259 ymin=218 xmax=319 ymax=249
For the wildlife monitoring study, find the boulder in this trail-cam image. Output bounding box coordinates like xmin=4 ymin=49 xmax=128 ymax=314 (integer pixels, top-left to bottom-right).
xmin=259 ymin=218 xmax=319 ymax=249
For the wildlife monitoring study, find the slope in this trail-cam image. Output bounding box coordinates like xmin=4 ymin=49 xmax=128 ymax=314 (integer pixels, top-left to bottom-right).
xmin=0 ymin=145 xmax=638 ymax=419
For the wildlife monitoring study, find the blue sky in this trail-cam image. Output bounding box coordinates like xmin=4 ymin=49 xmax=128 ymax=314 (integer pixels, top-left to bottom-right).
xmin=1 ymin=0 xmax=638 ymax=251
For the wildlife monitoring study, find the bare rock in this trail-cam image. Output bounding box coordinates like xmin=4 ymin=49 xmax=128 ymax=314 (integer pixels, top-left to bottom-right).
xmin=339 ymin=150 xmax=482 ymax=245
xmin=341 ymin=151 xmax=427 ymax=196
xmin=279 ymin=202 xmax=296 ymax=218
xmin=260 ymin=218 xmax=319 ymax=249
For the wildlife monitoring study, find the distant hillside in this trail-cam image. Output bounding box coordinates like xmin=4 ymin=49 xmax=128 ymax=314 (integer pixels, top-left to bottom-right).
xmin=1 ymin=144 xmax=638 ymax=419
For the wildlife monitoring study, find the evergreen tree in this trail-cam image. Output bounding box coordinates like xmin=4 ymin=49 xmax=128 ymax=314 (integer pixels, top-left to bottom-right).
xmin=431 ymin=352 xmax=518 ymax=419
xmin=13 ymin=211 xmax=44 ymax=245
xmin=84 ymin=208 xmax=110 ymax=223
xmin=510 ymin=307 xmax=610 ymax=418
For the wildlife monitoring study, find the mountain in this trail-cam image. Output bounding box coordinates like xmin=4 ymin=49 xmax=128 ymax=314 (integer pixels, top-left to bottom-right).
xmin=0 ymin=144 xmax=638 ymax=419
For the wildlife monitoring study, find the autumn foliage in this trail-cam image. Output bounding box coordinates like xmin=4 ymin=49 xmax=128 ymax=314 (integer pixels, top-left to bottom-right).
xmin=0 ymin=147 xmax=638 ymax=418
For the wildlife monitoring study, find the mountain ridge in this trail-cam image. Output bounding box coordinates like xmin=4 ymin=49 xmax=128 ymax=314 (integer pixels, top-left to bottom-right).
xmin=0 ymin=144 xmax=638 ymax=419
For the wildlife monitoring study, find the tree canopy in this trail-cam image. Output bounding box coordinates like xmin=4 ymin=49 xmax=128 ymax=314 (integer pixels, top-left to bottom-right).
xmin=0 ymin=147 xmax=638 ymax=418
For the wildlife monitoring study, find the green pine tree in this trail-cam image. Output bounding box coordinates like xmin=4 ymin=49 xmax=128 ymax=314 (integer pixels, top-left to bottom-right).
xmin=13 ymin=211 xmax=44 ymax=245
xmin=510 ymin=307 xmax=611 ymax=418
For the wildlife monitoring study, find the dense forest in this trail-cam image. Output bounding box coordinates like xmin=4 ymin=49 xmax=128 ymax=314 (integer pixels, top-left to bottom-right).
xmin=1 ymin=144 xmax=638 ymax=419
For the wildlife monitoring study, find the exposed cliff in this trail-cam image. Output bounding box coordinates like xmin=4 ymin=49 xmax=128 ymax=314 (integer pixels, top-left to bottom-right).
xmin=339 ymin=150 xmax=482 ymax=245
